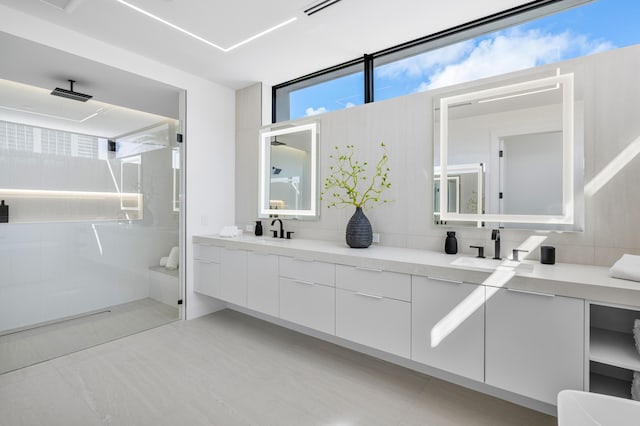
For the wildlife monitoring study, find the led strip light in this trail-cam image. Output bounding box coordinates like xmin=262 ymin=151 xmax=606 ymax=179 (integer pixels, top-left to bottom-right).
xmin=114 ymin=0 xmax=297 ymax=52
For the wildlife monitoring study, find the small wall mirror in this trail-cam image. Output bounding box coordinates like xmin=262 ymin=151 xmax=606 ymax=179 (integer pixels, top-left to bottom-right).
xmin=434 ymin=71 xmax=584 ymax=231
xmin=259 ymin=121 xmax=319 ymax=218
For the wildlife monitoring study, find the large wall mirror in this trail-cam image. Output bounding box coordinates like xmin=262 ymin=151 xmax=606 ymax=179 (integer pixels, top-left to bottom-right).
xmin=434 ymin=71 xmax=584 ymax=231
xmin=259 ymin=121 xmax=319 ymax=218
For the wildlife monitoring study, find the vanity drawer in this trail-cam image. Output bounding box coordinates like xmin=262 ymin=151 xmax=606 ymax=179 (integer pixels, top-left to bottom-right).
xmin=279 ymin=277 xmax=335 ymax=334
xmin=193 ymin=259 xmax=221 ymax=298
xmin=279 ymin=256 xmax=335 ymax=287
xmin=247 ymin=252 xmax=279 ymax=317
xmin=412 ymin=276 xmax=484 ymax=382
xmin=194 ymin=244 xmax=221 ymax=263
xmin=335 ymin=265 xmax=410 ymax=301
xmin=336 ymin=288 xmax=410 ymax=358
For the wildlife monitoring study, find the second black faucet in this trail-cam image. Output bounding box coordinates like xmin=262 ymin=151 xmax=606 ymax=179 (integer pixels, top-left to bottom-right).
xmin=271 ymin=218 xmax=285 ymax=239
xmin=491 ymin=229 xmax=501 ymax=260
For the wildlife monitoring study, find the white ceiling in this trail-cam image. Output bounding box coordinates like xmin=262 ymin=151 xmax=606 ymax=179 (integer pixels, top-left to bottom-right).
xmin=0 ymin=0 xmax=533 ymax=89
xmin=0 ymin=78 xmax=175 ymax=138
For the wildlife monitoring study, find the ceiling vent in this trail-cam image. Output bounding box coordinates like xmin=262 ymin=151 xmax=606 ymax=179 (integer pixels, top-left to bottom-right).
xmin=304 ymin=0 xmax=343 ymax=16
xmin=51 ymin=80 xmax=93 ymax=102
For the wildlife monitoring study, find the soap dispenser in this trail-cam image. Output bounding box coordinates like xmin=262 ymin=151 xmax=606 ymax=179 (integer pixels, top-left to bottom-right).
xmin=0 ymin=200 xmax=7 ymax=223
xmin=445 ymin=231 xmax=458 ymax=254
xmin=254 ymin=220 xmax=263 ymax=236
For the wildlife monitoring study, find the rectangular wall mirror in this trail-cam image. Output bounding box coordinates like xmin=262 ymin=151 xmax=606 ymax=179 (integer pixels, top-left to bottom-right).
xmin=259 ymin=121 xmax=319 ymax=218
xmin=434 ymin=71 xmax=584 ymax=231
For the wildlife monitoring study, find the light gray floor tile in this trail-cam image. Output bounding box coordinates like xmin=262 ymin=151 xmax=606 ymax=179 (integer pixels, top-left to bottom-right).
xmin=0 ymin=298 xmax=178 ymax=374
xmin=0 ymin=309 xmax=556 ymax=426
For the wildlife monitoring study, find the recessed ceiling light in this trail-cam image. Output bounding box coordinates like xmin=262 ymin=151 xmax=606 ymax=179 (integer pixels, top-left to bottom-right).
xmin=113 ymin=0 xmax=297 ymax=52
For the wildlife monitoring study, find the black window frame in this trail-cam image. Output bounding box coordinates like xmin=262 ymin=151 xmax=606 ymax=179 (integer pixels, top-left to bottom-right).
xmin=272 ymin=0 xmax=592 ymax=123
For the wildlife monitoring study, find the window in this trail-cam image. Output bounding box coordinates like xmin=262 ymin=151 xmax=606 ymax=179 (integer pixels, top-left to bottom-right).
xmin=273 ymin=62 xmax=364 ymax=122
xmin=273 ymin=0 xmax=639 ymax=122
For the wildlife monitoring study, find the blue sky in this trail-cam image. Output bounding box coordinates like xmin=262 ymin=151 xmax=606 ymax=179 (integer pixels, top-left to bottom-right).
xmin=289 ymin=0 xmax=639 ymax=120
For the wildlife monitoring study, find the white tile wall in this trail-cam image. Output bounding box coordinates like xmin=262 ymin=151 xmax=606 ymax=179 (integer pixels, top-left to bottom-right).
xmin=0 ymin=145 xmax=179 ymax=333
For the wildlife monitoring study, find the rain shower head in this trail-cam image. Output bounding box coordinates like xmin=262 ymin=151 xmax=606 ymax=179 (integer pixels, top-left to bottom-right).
xmin=51 ymin=80 xmax=93 ymax=102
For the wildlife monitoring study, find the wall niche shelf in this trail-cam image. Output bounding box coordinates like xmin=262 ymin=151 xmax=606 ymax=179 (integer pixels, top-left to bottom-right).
xmin=0 ymin=188 xmax=142 ymax=223
xmin=589 ymin=303 xmax=640 ymax=400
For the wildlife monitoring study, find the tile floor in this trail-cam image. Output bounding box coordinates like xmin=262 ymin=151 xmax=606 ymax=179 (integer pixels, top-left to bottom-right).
xmin=0 ymin=309 xmax=556 ymax=425
xmin=0 ymin=298 xmax=178 ymax=374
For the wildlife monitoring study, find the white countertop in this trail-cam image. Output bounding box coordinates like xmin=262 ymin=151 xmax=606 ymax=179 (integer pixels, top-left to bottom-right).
xmin=193 ymin=234 xmax=640 ymax=307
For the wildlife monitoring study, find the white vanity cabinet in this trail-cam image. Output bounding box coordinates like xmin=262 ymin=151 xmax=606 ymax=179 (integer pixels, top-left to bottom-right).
xmin=335 ymin=265 xmax=411 ymax=358
xmin=247 ymin=251 xmax=279 ymax=317
xmin=193 ymin=235 xmax=637 ymax=414
xmin=193 ymin=244 xmax=221 ymax=298
xmin=218 ymin=248 xmax=248 ymax=306
xmin=411 ymin=275 xmax=485 ymax=382
xmin=485 ymin=287 xmax=584 ymax=405
xmin=193 ymin=244 xmax=247 ymax=307
xmin=279 ymin=257 xmax=335 ymax=334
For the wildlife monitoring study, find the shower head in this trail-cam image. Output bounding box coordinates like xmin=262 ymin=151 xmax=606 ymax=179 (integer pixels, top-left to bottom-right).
xmin=51 ymin=80 xmax=93 ymax=102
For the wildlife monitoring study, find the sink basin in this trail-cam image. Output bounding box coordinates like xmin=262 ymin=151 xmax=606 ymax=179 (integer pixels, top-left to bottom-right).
xmin=251 ymin=238 xmax=280 ymax=245
xmin=450 ymin=256 xmax=534 ymax=273
xmin=450 ymin=257 xmax=502 ymax=270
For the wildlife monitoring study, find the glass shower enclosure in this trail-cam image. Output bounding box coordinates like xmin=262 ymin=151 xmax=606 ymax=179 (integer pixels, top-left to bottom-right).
xmin=0 ymin=101 xmax=182 ymax=373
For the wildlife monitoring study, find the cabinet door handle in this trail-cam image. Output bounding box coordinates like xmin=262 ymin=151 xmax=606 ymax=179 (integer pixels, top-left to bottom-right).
xmin=293 ymin=279 xmax=315 ymax=286
xmin=250 ymin=251 xmax=270 ymax=256
xmin=427 ymin=276 xmax=463 ymax=285
xmin=355 ymin=292 xmax=383 ymax=300
xmin=197 ymin=260 xmax=218 ymax=264
xmin=293 ymin=258 xmax=314 ymax=263
xmin=355 ymin=266 xmax=383 ymax=273
xmin=507 ymin=288 xmax=555 ymax=298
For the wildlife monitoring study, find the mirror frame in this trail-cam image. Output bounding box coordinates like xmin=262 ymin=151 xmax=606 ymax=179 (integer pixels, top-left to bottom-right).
xmin=438 ymin=73 xmax=575 ymax=225
xmin=259 ymin=121 xmax=319 ymax=218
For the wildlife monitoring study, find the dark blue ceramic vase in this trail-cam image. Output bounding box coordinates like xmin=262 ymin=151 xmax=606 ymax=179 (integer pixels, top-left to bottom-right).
xmin=346 ymin=207 xmax=372 ymax=248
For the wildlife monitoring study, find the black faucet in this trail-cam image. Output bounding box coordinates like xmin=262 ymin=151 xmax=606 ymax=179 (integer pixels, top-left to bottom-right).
xmin=491 ymin=229 xmax=501 ymax=260
xmin=271 ymin=218 xmax=284 ymax=239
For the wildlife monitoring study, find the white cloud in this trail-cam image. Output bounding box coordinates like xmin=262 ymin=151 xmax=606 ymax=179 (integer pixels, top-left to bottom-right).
xmin=417 ymin=28 xmax=616 ymax=92
xmin=345 ymin=102 xmax=355 ymax=108
xmin=376 ymin=40 xmax=475 ymax=79
xmin=305 ymin=106 xmax=327 ymax=116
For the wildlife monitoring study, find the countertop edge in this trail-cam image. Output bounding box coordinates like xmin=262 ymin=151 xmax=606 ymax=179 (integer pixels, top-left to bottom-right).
xmin=192 ymin=234 xmax=640 ymax=308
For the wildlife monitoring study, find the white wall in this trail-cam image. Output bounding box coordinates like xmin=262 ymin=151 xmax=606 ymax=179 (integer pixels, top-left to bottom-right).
xmin=236 ymin=45 xmax=640 ymax=267
xmin=0 ymin=5 xmax=235 ymax=319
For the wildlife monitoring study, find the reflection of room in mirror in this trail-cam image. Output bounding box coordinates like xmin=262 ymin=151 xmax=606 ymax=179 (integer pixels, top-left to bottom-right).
xmin=434 ymin=163 xmax=484 ymax=227
xmin=499 ymin=131 xmax=562 ymax=216
xmin=434 ymin=71 xmax=583 ymax=230
xmin=269 ymin=143 xmax=309 ymax=211
xmin=434 ymin=176 xmax=460 ymax=214
xmin=259 ymin=121 xmax=318 ymax=218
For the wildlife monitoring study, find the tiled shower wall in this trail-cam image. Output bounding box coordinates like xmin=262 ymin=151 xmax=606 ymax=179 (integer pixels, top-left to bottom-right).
xmin=0 ymin=125 xmax=178 ymax=332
